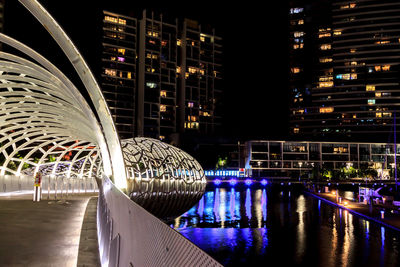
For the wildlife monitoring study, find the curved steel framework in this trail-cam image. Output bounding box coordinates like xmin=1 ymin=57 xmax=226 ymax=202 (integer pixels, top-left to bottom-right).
xmin=0 ymin=0 xmax=206 ymax=218
xmin=0 ymin=33 xmax=103 ymax=180
xmin=123 ymin=138 xmax=205 ymax=218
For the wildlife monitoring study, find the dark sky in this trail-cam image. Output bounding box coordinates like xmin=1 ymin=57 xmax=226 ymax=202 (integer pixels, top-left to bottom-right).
xmin=4 ymin=1 xmax=289 ymax=141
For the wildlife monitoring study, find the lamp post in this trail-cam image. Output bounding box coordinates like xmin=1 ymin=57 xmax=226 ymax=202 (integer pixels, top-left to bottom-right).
xmin=238 ymin=141 xmax=241 ymax=170
xmin=299 ymin=162 xmax=303 ymax=182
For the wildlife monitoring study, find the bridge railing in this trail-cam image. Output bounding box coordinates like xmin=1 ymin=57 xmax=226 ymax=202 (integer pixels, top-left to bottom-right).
xmin=0 ymin=175 xmax=97 ymax=196
xmin=97 ymin=175 xmax=222 ymax=267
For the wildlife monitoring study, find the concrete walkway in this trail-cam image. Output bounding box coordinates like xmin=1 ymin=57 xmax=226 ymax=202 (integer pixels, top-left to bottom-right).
xmin=0 ymin=193 xmax=97 ymax=267
xmin=306 ymin=191 xmax=400 ymax=231
xmin=77 ymin=197 xmax=101 ymax=267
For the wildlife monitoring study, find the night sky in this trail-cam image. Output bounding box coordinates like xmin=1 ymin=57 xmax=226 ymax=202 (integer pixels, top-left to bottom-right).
xmin=5 ymin=1 xmax=289 ymax=141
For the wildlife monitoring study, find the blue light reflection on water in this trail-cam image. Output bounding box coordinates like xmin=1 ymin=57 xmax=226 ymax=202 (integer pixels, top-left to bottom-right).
xmin=174 ymin=187 xmax=400 ymax=267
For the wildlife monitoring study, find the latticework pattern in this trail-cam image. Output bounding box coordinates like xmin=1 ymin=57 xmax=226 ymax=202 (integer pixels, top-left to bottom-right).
xmin=123 ymin=138 xmax=206 ymax=218
xmin=0 ymin=34 xmax=104 ymax=181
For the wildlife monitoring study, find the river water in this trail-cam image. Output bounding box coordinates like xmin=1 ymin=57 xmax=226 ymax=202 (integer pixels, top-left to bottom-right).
xmin=172 ymin=186 xmax=400 ymax=267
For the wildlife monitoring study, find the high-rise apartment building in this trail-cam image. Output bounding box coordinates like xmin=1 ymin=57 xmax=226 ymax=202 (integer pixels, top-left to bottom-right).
xmin=102 ymin=11 xmax=137 ymax=139
xmin=289 ymin=0 xmax=400 ymax=142
xmin=101 ymin=10 xmax=223 ymax=142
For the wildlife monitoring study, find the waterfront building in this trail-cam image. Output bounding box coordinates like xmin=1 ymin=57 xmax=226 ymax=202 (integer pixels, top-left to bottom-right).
xmin=101 ymin=10 xmax=223 ymax=142
xmin=245 ymin=140 xmax=400 ymax=179
xmin=289 ymin=0 xmax=400 ymax=141
xmin=102 ymin=11 xmax=137 ymax=139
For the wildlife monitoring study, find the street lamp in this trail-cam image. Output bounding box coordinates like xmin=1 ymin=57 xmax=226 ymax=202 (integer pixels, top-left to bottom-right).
xmin=257 ymin=161 xmax=261 ymax=178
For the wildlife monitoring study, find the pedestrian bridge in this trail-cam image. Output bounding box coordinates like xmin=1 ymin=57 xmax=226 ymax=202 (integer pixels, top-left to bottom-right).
xmin=0 ymin=1 xmax=221 ymax=266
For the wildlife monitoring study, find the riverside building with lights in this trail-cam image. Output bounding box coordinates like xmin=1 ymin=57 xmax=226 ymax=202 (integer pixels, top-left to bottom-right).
xmin=245 ymin=140 xmax=400 ymax=179
xmin=289 ymin=0 xmax=400 ymax=141
xmin=101 ymin=10 xmax=223 ymax=142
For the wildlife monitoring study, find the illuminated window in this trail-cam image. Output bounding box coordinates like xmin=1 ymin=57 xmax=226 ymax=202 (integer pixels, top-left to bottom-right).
xmin=200 ymin=111 xmax=211 ymax=117
xmin=366 ymin=85 xmax=375 ymax=91
xmin=105 ymin=16 xmax=126 ymax=25
xmin=320 ymin=58 xmax=332 ymax=63
xmin=340 ymin=3 xmax=356 ymax=9
xmin=177 ymin=39 xmax=182 ymax=46
xmin=376 ymin=40 xmax=390 ymax=44
xmin=293 ymin=31 xmax=305 ymax=37
xmin=291 ymin=67 xmax=301 ymax=74
xmin=333 ymin=29 xmax=342 ymax=35
xmin=117 ymin=48 xmax=125 ymax=55
xmin=334 ymin=147 xmax=348 ymax=153
xmin=293 ymin=44 xmax=304 ymax=49
xmin=127 ymin=72 xmax=132 ymax=79
xmin=375 ymin=92 xmax=381 ymax=97
xmin=160 ymin=105 xmax=166 ymax=112
xmin=160 ymin=90 xmax=167 ymax=97
xmin=319 ymin=76 xmax=333 ymax=82
xmin=105 ymin=68 xmax=116 ymax=76
xmin=200 ymin=35 xmax=205 ymax=42
xmin=298 ymin=19 xmax=304 ymax=25
xmin=146 ymin=82 xmax=157 ymax=89
xmin=159 ymin=135 xmax=165 ymax=140
xmin=382 ymin=65 xmax=391 ymax=71
xmin=147 ymin=31 xmax=159 ymax=37
xmin=383 ymin=112 xmax=392 ymax=117
xmin=350 ymin=48 xmax=357 ymax=53
xmin=176 ymin=66 xmax=181 ymax=73
xmin=319 ymin=81 xmax=333 ymax=88
xmin=105 ymin=16 xmax=117 ymax=23
xmin=188 ymin=102 xmax=194 ymax=108
xmin=320 ymin=44 xmax=331 ymax=50
xmin=294 ymin=109 xmax=305 ymax=115
xmin=319 ymin=107 xmax=334 ymax=113
xmin=368 ymin=99 xmax=375 ymax=105
xmin=188 ymin=67 xmax=198 ymax=74
xmin=290 ymin=7 xmax=304 ymax=14
xmin=336 ymin=73 xmax=357 ymax=80
xmin=319 ymin=32 xmax=331 ymax=38
xmin=187 ymin=115 xmax=197 ymax=122
xmin=293 ymin=128 xmax=300 ymax=134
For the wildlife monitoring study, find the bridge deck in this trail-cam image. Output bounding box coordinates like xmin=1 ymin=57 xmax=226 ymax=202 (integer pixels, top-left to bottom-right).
xmin=0 ymin=193 xmax=97 ymax=267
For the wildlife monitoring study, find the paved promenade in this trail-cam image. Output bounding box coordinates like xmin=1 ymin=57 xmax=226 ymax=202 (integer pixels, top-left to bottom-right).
xmin=306 ymin=191 xmax=400 ymax=231
xmin=0 ymin=192 xmax=98 ymax=267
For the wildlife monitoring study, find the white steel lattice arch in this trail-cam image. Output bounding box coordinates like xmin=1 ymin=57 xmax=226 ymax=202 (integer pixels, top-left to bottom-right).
xmin=0 ymin=33 xmax=104 ymax=181
xmin=0 ymin=1 xmax=206 ymax=218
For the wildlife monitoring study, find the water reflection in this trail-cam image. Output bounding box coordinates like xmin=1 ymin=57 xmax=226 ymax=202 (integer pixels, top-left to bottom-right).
xmin=175 ymin=187 xmax=400 ymax=267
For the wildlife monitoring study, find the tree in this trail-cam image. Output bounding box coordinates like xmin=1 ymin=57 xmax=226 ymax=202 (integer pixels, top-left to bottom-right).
xmin=216 ymin=156 xmax=228 ymax=169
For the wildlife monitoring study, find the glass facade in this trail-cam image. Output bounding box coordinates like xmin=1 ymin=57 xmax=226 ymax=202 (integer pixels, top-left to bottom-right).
xmin=246 ymin=140 xmax=400 ymax=179
xmin=289 ymin=0 xmax=400 ymax=141
xmin=102 ymin=10 xmax=223 ymax=142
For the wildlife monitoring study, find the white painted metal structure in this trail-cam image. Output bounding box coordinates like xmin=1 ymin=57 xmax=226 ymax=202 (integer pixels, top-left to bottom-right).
xmin=0 ymin=2 xmax=219 ymax=266
xmin=0 ymin=33 xmax=103 ymax=181
xmin=19 ymin=0 xmax=127 ymax=189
